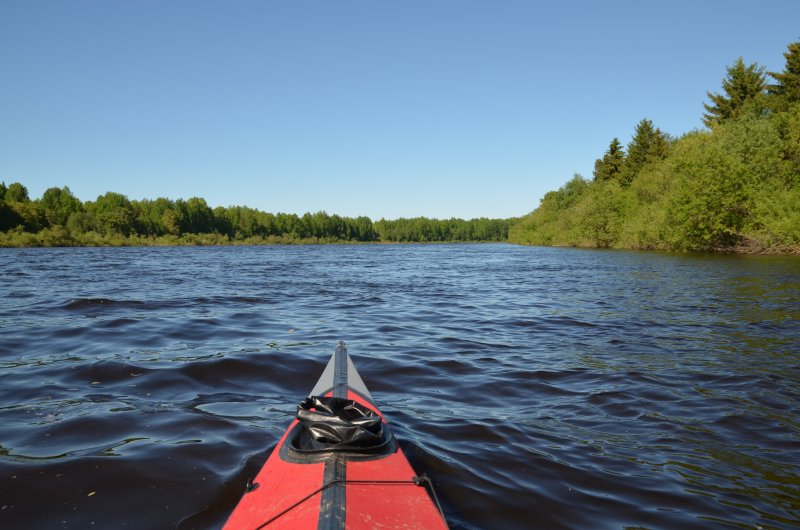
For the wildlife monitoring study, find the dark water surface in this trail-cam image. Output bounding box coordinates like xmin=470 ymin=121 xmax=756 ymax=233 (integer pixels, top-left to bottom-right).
xmin=1 ymin=244 xmax=798 ymax=529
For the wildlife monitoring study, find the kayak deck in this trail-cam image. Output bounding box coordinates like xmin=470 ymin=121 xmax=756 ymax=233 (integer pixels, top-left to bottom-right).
xmin=223 ymin=342 xmax=448 ymax=529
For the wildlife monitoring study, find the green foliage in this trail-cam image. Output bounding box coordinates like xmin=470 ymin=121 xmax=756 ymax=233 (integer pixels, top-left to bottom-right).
xmin=374 ymin=217 xmax=510 ymax=243
xmin=0 ymin=200 xmax=24 ymax=231
xmin=593 ymin=138 xmax=625 ymax=182
xmin=771 ymin=105 xmax=800 ymax=185
xmin=751 ymin=186 xmax=800 ymax=247
xmin=666 ymin=131 xmax=752 ymax=249
xmin=9 ymin=201 xmax=45 ymax=232
xmin=703 ymin=57 xmax=767 ymax=128
xmin=162 ymin=209 xmax=181 ymax=236
xmin=0 ymin=184 xmax=505 ymax=246
xmin=510 ymin=40 xmax=800 ymax=253
xmin=507 ymin=174 xmax=588 ymax=246
xmin=66 ymin=211 xmax=92 ymax=234
xmin=133 ymin=197 xmax=177 ymax=236
xmin=554 ymin=173 xmax=589 ymax=209
xmin=617 ymin=163 xmax=672 ymax=249
xmin=668 ymin=109 xmax=798 ymax=249
xmin=40 ymin=186 xmax=82 ymax=227
xmin=5 ymin=182 xmax=30 ymax=203
xmin=176 ymin=197 xmax=214 ymax=234
xmin=620 ymin=119 xmax=671 ymax=185
xmin=510 ymin=72 xmax=800 ymax=253
xmin=91 ymin=192 xmax=136 ymax=236
xmin=575 ymin=180 xmax=627 ymax=247
xmin=6 ymin=42 xmax=798 ymax=253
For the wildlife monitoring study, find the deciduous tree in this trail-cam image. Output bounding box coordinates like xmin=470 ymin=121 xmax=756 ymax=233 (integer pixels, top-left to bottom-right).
xmin=93 ymin=192 xmax=135 ymax=236
xmin=5 ymin=182 xmax=30 ymax=203
xmin=40 ymin=186 xmax=82 ymax=227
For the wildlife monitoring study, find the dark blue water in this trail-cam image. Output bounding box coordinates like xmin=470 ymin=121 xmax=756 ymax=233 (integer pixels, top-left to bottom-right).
xmin=1 ymin=244 xmax=798 ymax=529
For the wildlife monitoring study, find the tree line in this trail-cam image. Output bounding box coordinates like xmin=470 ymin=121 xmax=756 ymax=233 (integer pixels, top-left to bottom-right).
xmin=0 ymin=183 xmax=510 ymax=246
xmin=5 ymin=41 xmax=798 ymax=252
xmin=510 ymin=40 xmax=800 ymax=253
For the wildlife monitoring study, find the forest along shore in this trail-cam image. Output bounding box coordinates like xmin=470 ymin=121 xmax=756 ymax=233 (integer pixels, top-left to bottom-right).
xmin=0 ymin=185 xmax=512 ymax=247
xmin=508 ymin=40 xmax=800 ymax=255
xmin=3 ymin=43 xmax=800 ymax=253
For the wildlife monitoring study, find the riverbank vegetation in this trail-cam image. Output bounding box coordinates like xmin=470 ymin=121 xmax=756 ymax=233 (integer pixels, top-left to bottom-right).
xmin=509 ymin=40 xmax=800 ymax=253
xmin=0 ymin=183 xmax=511 ymax=246
xmin=4 ymin=41 xmax=799 ymax=253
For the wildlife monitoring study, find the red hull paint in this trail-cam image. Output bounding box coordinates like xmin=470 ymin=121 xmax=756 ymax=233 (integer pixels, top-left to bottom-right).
xmin=222 ymin=418 xmax=324 ymax=529
xmin=223 ymin=389 xmax=447 ymax=529
xmin=344 ymin=389 xmax=445 ymax=530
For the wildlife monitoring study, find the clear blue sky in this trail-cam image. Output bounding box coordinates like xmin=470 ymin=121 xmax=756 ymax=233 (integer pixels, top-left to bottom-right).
xmin=2 ymin=1 xmax=798 ymax=220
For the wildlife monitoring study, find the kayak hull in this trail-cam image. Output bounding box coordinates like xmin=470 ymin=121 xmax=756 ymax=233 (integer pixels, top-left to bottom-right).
xmin=223 ymin=343 xmax=447 ymax=530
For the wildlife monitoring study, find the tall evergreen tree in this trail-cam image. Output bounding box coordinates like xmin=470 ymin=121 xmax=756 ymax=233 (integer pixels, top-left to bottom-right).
xmin=768 ymin=40 xmax=800 ymax=105
xmin=593 ymin=138 xmax=625 ymax=182
xmin=620 ymin=119 xmax=670 ymax=185
xmin=703 ymin=57 xmax=767 ymax=128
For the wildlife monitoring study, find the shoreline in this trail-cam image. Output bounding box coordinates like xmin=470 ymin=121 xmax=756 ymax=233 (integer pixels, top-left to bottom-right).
xmin=0 ymin=231 xmax=507 ymax=248
xmin=2 ymin=231 xmax=798 ymax=255
xmin=511 ymin=241 xmax=800 ymax=256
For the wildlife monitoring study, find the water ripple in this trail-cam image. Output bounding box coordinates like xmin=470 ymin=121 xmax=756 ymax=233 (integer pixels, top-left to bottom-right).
xmin=0 ymin=245 xmax=799 ymax=529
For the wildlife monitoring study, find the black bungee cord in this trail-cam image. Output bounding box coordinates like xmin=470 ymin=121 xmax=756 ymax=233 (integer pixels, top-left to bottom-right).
xmin=253 ymin=473 xmax=448 ymax=529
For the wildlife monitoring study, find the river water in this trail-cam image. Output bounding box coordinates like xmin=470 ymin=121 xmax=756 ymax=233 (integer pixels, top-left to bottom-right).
xmin=0 ymin=244 xmax=798 ymax=529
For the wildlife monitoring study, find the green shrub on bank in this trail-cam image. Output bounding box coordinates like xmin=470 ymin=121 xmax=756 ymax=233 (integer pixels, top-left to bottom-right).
xmin=510 ymin=40 xmax=800 ymax=254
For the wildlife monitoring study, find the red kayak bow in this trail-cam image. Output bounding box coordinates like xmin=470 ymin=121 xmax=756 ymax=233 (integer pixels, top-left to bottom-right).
xmin=223 ymin=341 xmax=448 ymax=529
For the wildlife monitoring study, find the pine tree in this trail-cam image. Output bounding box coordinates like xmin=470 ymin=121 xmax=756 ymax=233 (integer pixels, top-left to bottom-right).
xmin=768 ymin=40 xmax=800 ymax=105
xmin=620 ymin=119 xmax=670 ymax=185
xmin=703 ymin=57 xmax=767 ymax=128
xmin=593 ymin=138 xmax=625 ymax=182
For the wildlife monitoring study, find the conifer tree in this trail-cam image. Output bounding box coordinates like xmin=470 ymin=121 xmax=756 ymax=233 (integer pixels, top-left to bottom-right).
xmin=703 ymin=57 xmax=767 ymax=128
xmin=620 ymin=119 xmax=670 ymax=185
xmin=593 ymin=138 xmax=625 ymax=182
xmin=768 ymin=40 xmax=800 ymax=104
